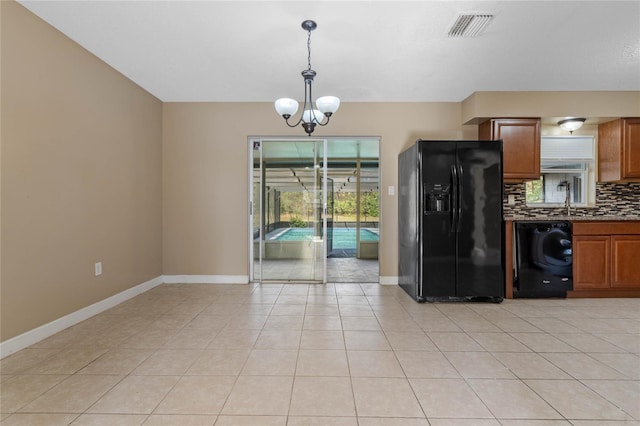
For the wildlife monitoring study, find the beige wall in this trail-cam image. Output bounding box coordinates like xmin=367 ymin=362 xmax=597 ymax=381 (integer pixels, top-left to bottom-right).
xmin=159 ymin=93 xmax=640 ymax=280
xmin=163 ymin=102 xmax=474 ymax=279
xmin=1 ymin=2 xmax=163 ymax=341
xmin=462 ymin=91 xmax=640 ymax=124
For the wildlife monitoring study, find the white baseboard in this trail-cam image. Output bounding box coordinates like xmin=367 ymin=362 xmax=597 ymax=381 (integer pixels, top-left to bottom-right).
xmin=0 ymin=276 xmax=164 ymax=359
xmin=379 ymin=276 xmax=399 ymax=285
xmin=162 ymin=275 xmax=249 ymax=284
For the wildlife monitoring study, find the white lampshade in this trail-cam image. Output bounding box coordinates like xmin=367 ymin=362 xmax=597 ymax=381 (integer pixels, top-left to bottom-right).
xmin=316 ymin=96 xmax=340 ymax=115
xmin=275 ymin=98 xmax=299 ymax=117
xmin=558 ymin=118 xmax=586 ymax=133
xmin=302 ymin=109 xmax=324 ymax=124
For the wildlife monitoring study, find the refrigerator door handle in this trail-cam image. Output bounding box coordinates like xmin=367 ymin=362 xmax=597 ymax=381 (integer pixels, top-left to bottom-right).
xmin=450 ymin=165 xmax=458 ymax=232
xmin=457 ymin=164 xmax=464 ymax=230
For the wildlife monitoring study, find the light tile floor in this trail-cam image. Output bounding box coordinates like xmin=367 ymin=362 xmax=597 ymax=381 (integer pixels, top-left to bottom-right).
xmin=1 ymin=283 xmax=639 ymax=426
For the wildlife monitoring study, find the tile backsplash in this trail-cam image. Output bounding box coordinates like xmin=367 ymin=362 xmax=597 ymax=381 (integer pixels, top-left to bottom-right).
xmin=504 ymin=182 xmax=640 ymax=218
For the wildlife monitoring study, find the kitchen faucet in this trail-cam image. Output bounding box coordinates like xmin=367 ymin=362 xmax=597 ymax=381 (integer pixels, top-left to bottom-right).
xmin=564 ymin=182 xmax=571 ymax=216
xmin=557 ymin=180 xmax=571 ymax=216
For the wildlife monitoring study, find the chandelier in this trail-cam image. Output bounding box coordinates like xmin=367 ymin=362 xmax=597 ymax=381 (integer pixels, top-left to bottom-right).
xmin=274 ymin=20 xmax=340 ymax=136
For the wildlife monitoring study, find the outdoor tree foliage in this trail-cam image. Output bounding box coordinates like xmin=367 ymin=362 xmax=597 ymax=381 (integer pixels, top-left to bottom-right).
xmin=334 ymin=193 xmax=356 ymax=219
xmin=279 ymin=190 xmax=379 ymax=222
xmin=277 ymin=190 xmax=380 ymax=221
xmin=279 ymin=192 xmax=303 ymax=217
xmin=525 ymin=178 xmax=544 ymax=203
xmin=361 ymin=191 xmax=379 ymax=221
xmin=289 ymin=216 xmax=306 ymax=227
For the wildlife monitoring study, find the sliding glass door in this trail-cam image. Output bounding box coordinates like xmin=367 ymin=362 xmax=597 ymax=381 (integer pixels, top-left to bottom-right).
xmin=250 ymin=138 xmax=328 ymax=283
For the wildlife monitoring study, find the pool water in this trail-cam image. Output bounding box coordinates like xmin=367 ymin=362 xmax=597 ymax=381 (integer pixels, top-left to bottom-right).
xmin=273 ymin=228 xmax=378 ymax=250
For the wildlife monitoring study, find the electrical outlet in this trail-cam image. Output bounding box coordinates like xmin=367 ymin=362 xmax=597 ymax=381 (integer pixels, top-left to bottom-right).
xmin=95 ymin=262 xmax=102 ymax=276
xmin=508 ymin=194 xmax=516 ymax=205
xmin=388 ymin=185 xmax=395 ymax=196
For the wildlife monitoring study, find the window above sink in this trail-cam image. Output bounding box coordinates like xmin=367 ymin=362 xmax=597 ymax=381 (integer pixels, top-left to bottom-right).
xmin=525 ymin=136 xmax=596 ymax=207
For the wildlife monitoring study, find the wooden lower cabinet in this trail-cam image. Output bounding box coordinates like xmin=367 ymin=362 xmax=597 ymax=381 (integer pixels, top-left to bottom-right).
xmin=570 ymin=221 xmax=640 ymax=297
xmin=611 ymin=235 xmax=640 ymax=287
xmin=505 ymin=220 xmax=514 ymax=299
xmin=573 ymin=236 xmax=610 ymax=289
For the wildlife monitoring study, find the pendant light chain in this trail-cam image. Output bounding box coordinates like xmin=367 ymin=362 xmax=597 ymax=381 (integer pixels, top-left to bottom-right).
xmin=307 ymin=28 xmax=313 ymax=71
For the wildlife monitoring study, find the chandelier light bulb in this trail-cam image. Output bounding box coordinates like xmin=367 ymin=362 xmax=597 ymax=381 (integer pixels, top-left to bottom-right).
xmin=302 ymin=109 xmax=324 ymax=124
xmin=275 ymin=98 xmax=299 ymax=118
xmin=316 ymin=96 xmax=340 ymax=115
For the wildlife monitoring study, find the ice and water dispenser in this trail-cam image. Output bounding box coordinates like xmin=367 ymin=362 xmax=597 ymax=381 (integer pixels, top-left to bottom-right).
xmin=424 ymin=183 xmax=450 ymax=213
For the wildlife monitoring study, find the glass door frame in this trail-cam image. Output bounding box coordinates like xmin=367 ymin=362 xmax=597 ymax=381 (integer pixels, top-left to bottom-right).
xmin=248 ymin=137 xmax=328 ymax=284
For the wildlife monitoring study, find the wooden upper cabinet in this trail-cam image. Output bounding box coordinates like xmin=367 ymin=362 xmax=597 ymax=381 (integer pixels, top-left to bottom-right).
xmin=598 ymin=118 xmax=640 ymax=182
xmin=479 ymin=118 xmax=541 ymax=182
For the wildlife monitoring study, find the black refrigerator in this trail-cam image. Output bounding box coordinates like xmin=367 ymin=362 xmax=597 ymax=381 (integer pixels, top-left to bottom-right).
xmin=398 ymin=140 xmax=504 ymax=302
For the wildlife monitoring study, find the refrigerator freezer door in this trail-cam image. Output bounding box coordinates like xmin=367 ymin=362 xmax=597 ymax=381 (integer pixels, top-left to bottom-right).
xmin=420 ymin=141 xmax=457 ymax=298
xmin=456 ymin=141 xmax=504 ymax=299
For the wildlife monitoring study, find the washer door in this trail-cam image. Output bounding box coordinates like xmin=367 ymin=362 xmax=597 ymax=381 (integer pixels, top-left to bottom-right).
xmin=530 ymin=227 xmax=573 ymax=276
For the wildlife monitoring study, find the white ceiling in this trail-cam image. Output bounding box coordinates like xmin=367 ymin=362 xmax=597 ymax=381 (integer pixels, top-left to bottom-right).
xmin=17 ymin=1 xmax=640 ymax=103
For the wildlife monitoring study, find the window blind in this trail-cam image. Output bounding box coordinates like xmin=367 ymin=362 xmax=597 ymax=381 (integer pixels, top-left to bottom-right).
xmin=540 ymin=136 xmax=594 ymax=160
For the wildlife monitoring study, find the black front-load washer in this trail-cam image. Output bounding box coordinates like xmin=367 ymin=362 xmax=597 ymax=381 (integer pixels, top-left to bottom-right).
xmin=514 ymin=221 xmax=573 ymax=298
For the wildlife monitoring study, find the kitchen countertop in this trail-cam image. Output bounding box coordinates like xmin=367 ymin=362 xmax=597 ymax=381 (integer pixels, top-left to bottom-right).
xmin=505 ymin=215 xmax=640 ymax=221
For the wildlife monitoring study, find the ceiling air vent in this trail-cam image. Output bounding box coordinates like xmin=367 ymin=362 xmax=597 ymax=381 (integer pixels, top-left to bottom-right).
xmin=448 ymin=13 xmax=494 ymax=38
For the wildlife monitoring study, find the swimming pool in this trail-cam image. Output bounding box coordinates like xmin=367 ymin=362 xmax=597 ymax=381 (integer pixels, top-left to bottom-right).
xmin=271 ymin=227 xmax=379 ymax=250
